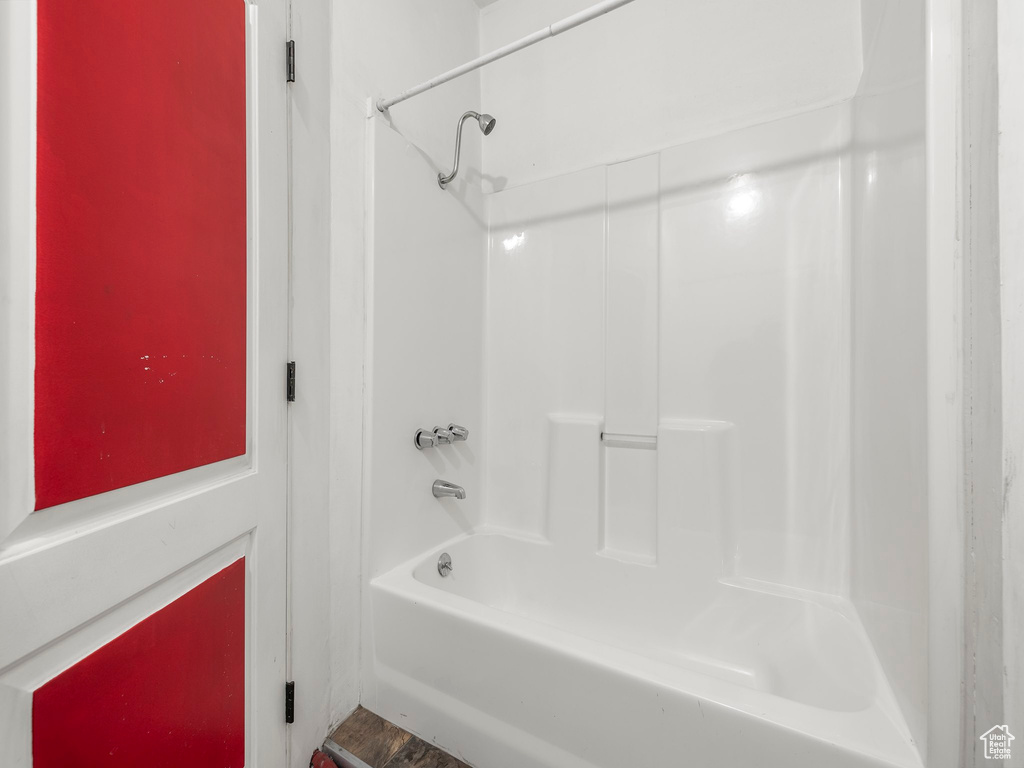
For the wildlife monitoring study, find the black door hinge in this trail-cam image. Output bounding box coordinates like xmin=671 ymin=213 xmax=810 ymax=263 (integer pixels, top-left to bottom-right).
xmin=285 ymin=680 xmax=295 ymax=723
xmin=287 ymin=361 xmax=296 ymax=402
xmin=286 ymin=40 xmax=295 ymax=82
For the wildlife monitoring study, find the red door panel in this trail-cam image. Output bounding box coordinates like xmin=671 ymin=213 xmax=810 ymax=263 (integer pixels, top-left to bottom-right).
xmin=35 ymin=0 xmax=248 ymax=510
xmin=32 ymin=559 xmax=246 ymax=768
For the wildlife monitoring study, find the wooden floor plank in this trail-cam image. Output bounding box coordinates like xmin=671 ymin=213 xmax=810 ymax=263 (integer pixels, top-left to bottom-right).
xmin=384 ymin=736 xmax=473 ymax=768
xmin=330 ymin=706 xmax=413 ymax=767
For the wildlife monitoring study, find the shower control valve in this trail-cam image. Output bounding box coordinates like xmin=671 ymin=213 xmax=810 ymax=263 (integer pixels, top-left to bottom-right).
xmin=434 ymin=426 xmax=455 ymax=445
xmin=448 ymin=423 xmax=469 ymax=442
xmin=414 ymin=429 xmax=438 ymax=450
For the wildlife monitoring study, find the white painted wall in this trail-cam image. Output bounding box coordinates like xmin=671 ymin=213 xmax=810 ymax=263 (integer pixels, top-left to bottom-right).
xmin=848 ymin=0 xmax=929 ymax=757
xmin=337 ymin=1 xmax=485 ymax=182
xmin=998 ymin=0 xmax=1024 ymax=754
xmin=328 ymin=0 xmax=486 ymax=722
xmin=479 ymin=0 xmax=863 ymax=191
xmin=328 ymin=0 xmax=484 ymax=731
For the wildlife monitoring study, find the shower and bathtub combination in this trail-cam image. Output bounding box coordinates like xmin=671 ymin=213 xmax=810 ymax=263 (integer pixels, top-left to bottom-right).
xmin=359 ymin=1 xmax=961 ymax=767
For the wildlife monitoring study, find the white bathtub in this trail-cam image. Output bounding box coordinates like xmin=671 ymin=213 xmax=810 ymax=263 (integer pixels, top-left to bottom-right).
xmin=367 ymin=531 xmax=922 ymax=768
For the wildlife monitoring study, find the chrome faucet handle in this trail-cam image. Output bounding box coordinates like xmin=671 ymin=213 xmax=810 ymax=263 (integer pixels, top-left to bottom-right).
xmin=415 ymin=429 xmax=438 ymax=450
xmin=434 ymin=426 xmax=455 ymax=445
xmin=448 ymin=423 xmax=469 ymax=442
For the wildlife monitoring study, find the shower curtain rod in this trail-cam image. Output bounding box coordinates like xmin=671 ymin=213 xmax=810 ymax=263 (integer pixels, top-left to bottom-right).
xmin=375 ymin=0 xmax=638 ymax=113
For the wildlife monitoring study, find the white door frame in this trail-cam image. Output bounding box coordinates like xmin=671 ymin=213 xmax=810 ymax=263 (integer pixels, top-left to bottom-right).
xmin=283 ymin=0 xmax=339 ymax=762
xmin=926 ymin=0 xmax=965 ymax=765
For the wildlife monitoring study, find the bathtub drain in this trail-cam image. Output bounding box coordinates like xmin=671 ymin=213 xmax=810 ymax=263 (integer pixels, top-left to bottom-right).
xmin=438 ymin=552 xmax=453 ymax=577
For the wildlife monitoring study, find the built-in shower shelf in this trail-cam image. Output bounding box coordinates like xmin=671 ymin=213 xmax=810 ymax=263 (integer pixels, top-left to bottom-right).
xmin=600 ymin=432 xmax=657 ymax=449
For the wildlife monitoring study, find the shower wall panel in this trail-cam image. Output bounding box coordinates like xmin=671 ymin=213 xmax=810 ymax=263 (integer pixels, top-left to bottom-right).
xmin=486 ymin=168 xmax=606 ymax=538
xmin=367 ymin=119 xmax=486 ymax=579
xmin=603 ymin=154 xmax=660 ymax=562
xmin=486 ymin=105 xmax=853 ymax=595
xmin=480 ymin=0 xmax=863 ymax=190
xmin=606 ymin=154 xmax=659 ymax=437
xmin=660 ymin=105 xmax=852 ymax=594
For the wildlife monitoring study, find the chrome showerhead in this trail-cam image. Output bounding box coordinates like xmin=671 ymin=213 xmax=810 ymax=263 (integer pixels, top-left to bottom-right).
xmin=439 ymin=110 xmax=498 ymax=189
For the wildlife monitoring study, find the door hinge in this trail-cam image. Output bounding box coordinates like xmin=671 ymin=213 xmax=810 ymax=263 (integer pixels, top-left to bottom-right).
xmin=286 ymin=40 xmax=296 ymax=83
xmin=285 ymin=680 xmax=295 ymax=723
xmin=287 ymin=361 xmax=296 ymax=402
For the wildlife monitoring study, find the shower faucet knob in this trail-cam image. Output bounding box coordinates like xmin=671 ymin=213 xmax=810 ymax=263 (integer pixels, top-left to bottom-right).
xmin=415 ymin=429 xmax=438 ymax=450
xmin=448 ymin=423 xmax=469 ymax=442
xmin=434 ymin=426 xmax=455 ymax=445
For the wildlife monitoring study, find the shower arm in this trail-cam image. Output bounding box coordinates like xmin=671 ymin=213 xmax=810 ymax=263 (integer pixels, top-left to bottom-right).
xmin=438 ymin=111 xmax=480 ymax=189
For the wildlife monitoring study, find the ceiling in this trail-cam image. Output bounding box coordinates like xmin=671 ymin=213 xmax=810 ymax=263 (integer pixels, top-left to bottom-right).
xmin=474 ymin=0 xmax=503 ymax=7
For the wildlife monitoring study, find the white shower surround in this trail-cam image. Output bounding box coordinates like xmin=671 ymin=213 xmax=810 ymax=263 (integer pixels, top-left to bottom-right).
xmin=360 ymin=1 xmax=965 ymax=766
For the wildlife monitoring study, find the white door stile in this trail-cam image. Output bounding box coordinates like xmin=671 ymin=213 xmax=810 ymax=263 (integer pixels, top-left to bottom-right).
xmin=0 ymin=0 xmax=36 ymax=544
